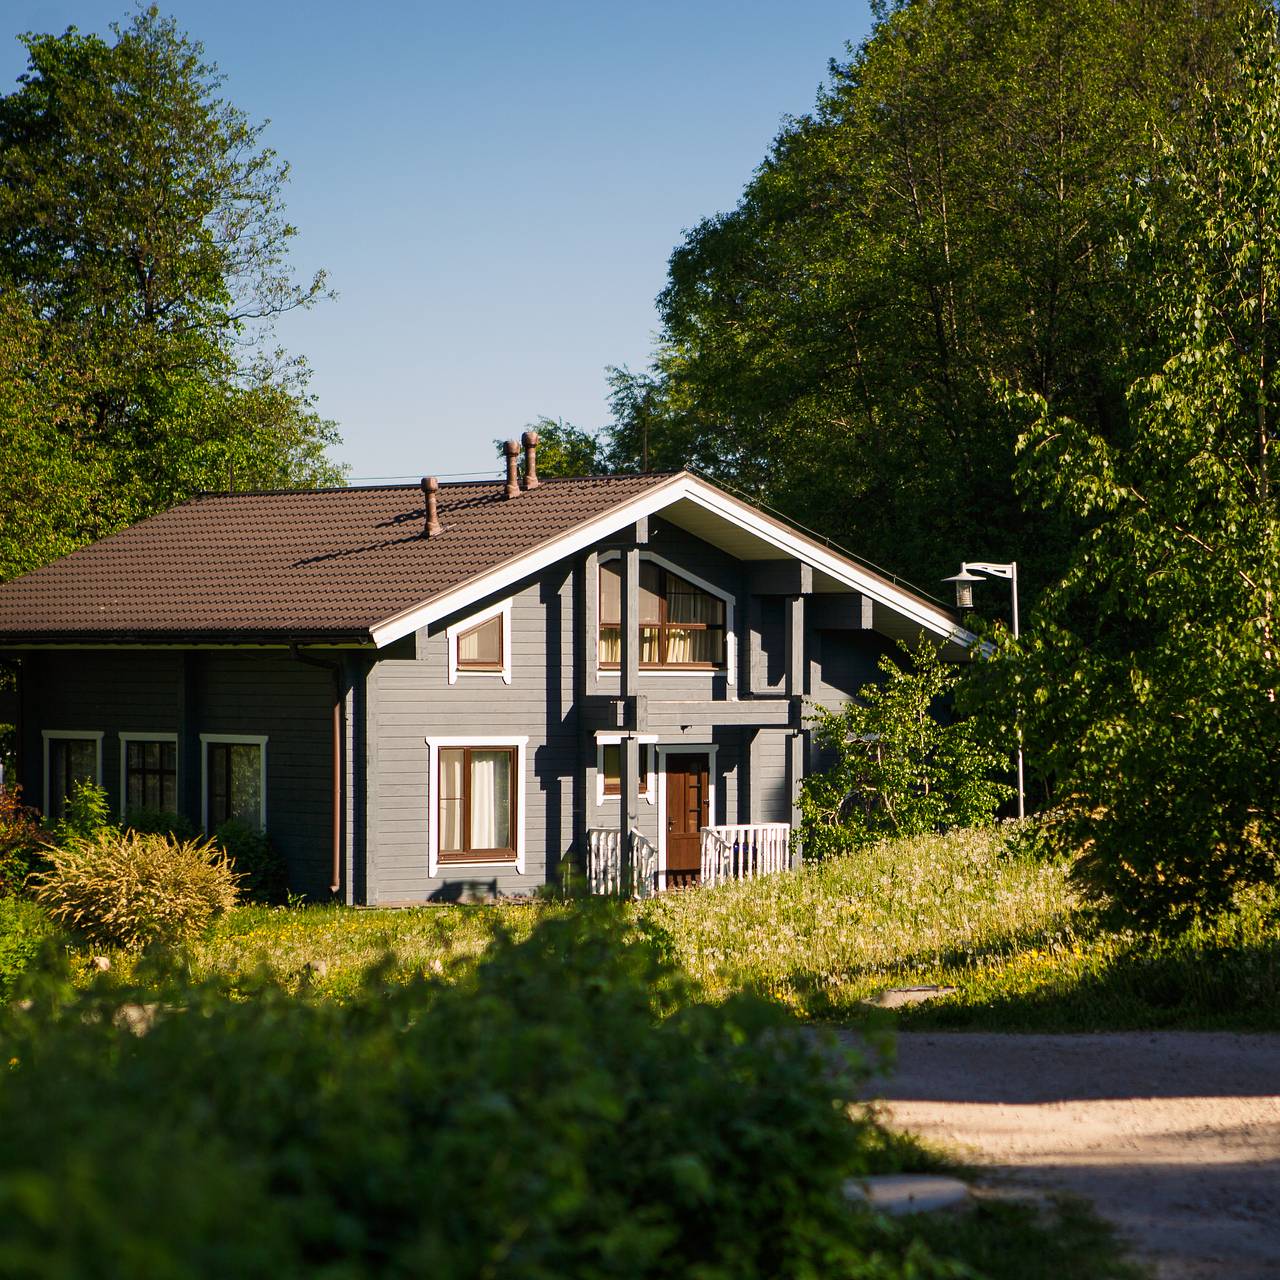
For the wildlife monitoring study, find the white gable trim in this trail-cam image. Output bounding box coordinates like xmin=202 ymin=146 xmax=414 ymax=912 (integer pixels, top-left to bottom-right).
xmin=369 ymin=474 xmax=972 ymax=649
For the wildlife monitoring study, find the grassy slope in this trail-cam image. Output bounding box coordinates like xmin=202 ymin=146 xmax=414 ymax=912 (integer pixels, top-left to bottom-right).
xmin=161 ymin=826 xmax=1280 ymax=1029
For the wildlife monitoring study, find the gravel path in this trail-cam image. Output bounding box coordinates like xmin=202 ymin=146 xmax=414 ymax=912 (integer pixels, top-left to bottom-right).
xmin=852 ymin=1032 xmax=1280 ymax=1280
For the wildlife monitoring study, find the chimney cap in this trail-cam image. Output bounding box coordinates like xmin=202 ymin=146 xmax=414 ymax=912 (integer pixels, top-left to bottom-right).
xmin=420 ymin=475 xmax=438 ymax=493
xmin=502 ymin=438 xmax=520 ymax=456
xmin=521 ymin=429 xmax=540 ymax=448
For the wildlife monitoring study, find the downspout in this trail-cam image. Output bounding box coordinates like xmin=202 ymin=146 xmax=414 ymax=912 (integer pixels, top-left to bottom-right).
xmin=290 ymin=644 xmax=343 ymax=897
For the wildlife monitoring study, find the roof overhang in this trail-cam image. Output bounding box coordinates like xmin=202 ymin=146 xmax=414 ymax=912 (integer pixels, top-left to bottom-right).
xmin=369 ymin=473 xmax=974 ymax=651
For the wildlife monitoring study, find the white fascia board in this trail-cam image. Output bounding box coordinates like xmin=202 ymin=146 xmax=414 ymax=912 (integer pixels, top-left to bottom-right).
xmin=369 ymin=474 xmax=974 ymax=649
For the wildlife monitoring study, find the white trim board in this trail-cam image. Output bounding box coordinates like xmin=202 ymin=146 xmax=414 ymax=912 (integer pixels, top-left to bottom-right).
xmin=41 ymin=729 xmax=104 ymax=817
xmin=423 ymin=735 xmax=529 ymax=876
xmin=444 ymin=597 xmax=512 ymax=686
xmin=655 ymin=743 xmax=718 ymax=893
xmin=117 ymin=731 xmax=179 ymax=817
xmin=199 ymin=733 xmax=269 ymax=833
xmin=369 ymin=474 xmax=973 ymax=650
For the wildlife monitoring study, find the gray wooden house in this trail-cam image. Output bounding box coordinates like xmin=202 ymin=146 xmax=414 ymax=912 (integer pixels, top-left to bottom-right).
xmin=0 ymin=437 xmax=970 ymax=902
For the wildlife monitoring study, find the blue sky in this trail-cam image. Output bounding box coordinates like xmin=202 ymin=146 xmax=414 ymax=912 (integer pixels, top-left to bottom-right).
xmin=2 ymin=2 xmax=874 ymax=481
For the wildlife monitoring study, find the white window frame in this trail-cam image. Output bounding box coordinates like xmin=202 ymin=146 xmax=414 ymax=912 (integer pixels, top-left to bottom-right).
xmin=597 ymin=551 xmax=736 ymax=684
xmin=655 ymin=743 xmax=719 ymax=893
xmin=594 ymin=732 xmax=658 ymax=806
xmin=445 ymin=598 xmax=513 ymax=685
xmin=117 ymin=732 xmax=180 ymax=817
xmin=425 ymin=735 xmax=528 ymax=875
xmin=199 ymin=734 xmax=269 ymax=833
xmin=42 ymin=730 xmax=104 ymax=817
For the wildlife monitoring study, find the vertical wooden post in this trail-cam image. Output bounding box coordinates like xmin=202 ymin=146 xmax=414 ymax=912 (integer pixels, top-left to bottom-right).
xmin=618 ymin=545 xmax=640 ymax=885
xmin=785 ymin=593 xmax=805 ymax=867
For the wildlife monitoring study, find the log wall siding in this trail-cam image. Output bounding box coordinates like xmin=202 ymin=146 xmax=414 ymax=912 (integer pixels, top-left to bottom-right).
xmin=16 ymin=650 xmax=337 ymax=901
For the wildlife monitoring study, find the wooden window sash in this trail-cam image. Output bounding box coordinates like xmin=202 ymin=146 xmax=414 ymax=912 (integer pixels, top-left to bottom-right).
xmin=438 ymin=745 xmax=518 ymax=863
xmin=598 ymin=564 xmax=726 ymax=671
xmin=126 ymin=740 xmax=177 ymax=811
xmin=456 ymin=614 xmax=504 ymax=671
xmin=601 ymin=743 xmax=650 ymax=796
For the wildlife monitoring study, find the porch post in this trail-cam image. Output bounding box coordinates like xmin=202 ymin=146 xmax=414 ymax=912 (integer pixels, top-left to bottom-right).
xmin=785 ymin=592 xmax=806 ymax=868
xmin=618 ymin=544 xmax=640 ymax=882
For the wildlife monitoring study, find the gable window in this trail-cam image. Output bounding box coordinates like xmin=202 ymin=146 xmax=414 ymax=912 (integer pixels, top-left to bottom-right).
xmin=436 ymin=745 xmax=518 ymax=864
xmin=120 ymin=734 xmax=177 ymax=813
xmin=201 ymin=735 xmax=267 ymax=831
xmin=446 ymin=599 xmax=512 ymax=684
xmin=599 ymin=560 xmax=727 ymax=669
xmin=457 ymin=614 xmax=503 ymax=670
xmin=43 ymin=731 xmax=103 ymax=821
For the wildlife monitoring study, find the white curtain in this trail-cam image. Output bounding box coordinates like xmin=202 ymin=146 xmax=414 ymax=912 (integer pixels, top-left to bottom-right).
xmin=469 ymin=751 xmax=511 ymax=849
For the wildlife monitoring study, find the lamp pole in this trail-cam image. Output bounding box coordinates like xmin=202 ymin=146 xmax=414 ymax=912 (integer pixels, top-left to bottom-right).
xmin=947 ymin=561 xmax=1025 ymax=820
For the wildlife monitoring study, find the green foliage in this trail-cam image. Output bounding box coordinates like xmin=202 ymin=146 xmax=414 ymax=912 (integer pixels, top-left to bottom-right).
xmin=605 ymin=0 xmax=1251 ymax=599
xmin=0 ymin=897 xmax=59 ymax=998
xmin=214 ymin=819 xmax=287 ymax=905
xmin=0 ymin=786 xmax=46 ymax=896
xmin=0 ymin=8 xmax=344 ymax=583
xmin=994 ymin=11 xmax=1280 ymax=927
xmin=123 ymin=807 xmax=200 ymax=842
xmin=31 ymin=828 xmax=239 ymax=951
xmin=516 ymin=415 xmax=607 ymax=477
xmin=0 ymin=908 xmax=980 ymax=1278
xmin=800 ymin=642 xmax=1011 ymax=857
xmin=51 ymin=779 xmax=114 ymax=848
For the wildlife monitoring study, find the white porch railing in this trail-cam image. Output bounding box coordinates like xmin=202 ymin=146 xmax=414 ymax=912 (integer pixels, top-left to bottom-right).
xmin=586 ymin=828 xmax=658 ymax=898
xmin=700 ymin=823 xmax=792 ymax=887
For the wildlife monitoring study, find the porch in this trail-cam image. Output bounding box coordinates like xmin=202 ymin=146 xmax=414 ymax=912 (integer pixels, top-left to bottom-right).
xmin=586 ymin=822 xmax=792 ymax=896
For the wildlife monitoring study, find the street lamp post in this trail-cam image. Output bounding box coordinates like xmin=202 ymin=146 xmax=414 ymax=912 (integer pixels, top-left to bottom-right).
xmin=944 ymin=560 xmax=1025 ymax=820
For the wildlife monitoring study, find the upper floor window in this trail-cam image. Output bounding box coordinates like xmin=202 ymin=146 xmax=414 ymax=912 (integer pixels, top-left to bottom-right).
xmin=446 ymin=599 xmax=512 ymax=684
xmin=599 ymin=559 xmax=727 ymax=669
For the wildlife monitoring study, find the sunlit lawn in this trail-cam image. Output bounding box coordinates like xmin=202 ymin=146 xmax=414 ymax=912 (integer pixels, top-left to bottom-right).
xmin=111 ymin=826 xmax=1279 ymax=1028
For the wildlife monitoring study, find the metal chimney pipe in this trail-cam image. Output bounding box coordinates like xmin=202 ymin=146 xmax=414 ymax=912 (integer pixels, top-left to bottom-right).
xmin=421 ymin=475 xmax=442 ymax=537
xmin=502 ymin=439 xmax=521 ymax=499
xmin=521 ymin=430 xmax=541 ymax=490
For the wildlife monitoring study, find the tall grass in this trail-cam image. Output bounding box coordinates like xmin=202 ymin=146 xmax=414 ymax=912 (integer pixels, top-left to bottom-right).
xmin=78 ymin=827 xmax=1280 ymax=1028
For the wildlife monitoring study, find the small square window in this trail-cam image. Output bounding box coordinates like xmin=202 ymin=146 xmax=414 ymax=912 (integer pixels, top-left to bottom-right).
xmin=124 ymin=739 xmax=177 ymax=812
xmin=601 ymin=743 xmax=651 ymax=797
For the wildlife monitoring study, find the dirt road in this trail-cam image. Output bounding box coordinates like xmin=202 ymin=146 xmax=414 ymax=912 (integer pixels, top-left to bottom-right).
xmin=855 ymin=1032 xmax=1280 ymax=1280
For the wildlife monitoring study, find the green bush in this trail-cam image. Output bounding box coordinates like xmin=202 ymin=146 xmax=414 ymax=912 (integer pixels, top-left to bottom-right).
xmin=0 ymin=786 xmax=47 ymax=896
xmin=123 ymin=808 xmax=200 ymax=842
xmin=51 ymin=778 xmax=115 ymax=847
xmin=0 ymin=897 xmax=59 ymax=998
xmin=0 ymin=908 xmax=968 ymax=1279
xmin=30 ymin=829 xmax=239 ymax=951
xmin=800 ymin=641 xmax=1012 ymax=859
xmin=214 ymin=819 xmax=287 ymax=904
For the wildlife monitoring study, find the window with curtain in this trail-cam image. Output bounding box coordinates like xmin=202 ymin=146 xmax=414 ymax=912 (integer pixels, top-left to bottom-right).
xmin=599 ymin=560 xmax=726 ymax=669
xmin=208 ymin=741 xmax=264 ymax=829
xmin=48 ymin=737 xmax=98 ymax=820
xmin=600 ymin=743 xmax=651 ymax=796
xmin=126 ymin=740 xmax=177 ymax=812
xmin=438 ymin=746 xmax=516 ymax=862
xmin=456 ymin=614 xmax=503 ymax=669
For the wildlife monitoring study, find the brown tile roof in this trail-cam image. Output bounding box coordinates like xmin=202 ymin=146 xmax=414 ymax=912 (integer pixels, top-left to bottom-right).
xmin=0 ymin=473 xmax=680 ymax=644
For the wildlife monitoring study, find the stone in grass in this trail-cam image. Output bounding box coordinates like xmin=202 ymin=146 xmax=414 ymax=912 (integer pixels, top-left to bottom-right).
xmin=844 ymin=1174 xmax=971 ymax=1216
xmin=863 ymin=985 xmax=958 ymax=1009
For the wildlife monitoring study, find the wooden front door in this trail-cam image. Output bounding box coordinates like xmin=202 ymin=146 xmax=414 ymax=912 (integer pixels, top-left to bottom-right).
xmin=665 ymin=753 xmax=710 ymax=889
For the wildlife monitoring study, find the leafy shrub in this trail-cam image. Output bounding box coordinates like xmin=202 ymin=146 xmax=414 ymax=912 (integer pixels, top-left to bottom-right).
xmin=0 ymin=908 xmax=968 ymax=1278
xmin=31 ymin=829 xmax=239 ymax=951
xmin=52 ymin=779 xmax=115 ymax=847
xmin=800 ymin=640 xmax=1012 ymax=858
xmin=124 ymin=808 xmax=200 ymax=842
xmin=0 ymin=897 xmax=59 ymax=998
xmin=214 ymin=819 xmax=287 ymax=904
xmin=0 ymin=786 xmax=48 ymax=896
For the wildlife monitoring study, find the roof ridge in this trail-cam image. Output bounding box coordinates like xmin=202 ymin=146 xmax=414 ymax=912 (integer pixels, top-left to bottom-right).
xmin=189 ymin=470 xmax=683 ymax=500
